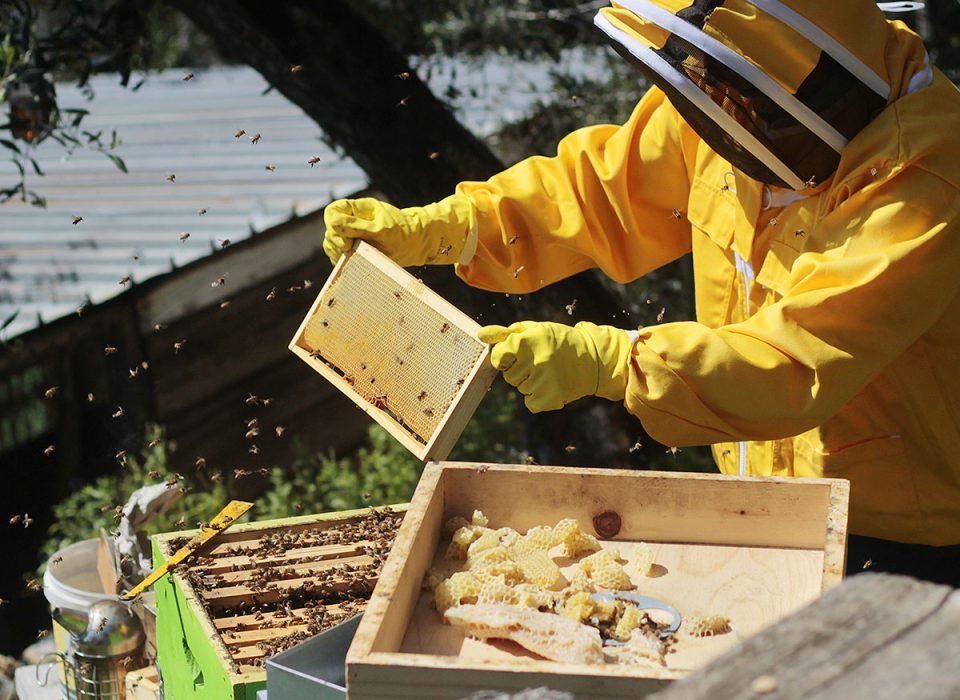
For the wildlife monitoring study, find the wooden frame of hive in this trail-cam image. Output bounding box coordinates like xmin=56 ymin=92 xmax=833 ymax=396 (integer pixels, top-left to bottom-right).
xmin=289 ymin=241 xmax=497 ymax=462
xmin=346 ymin=462 xmax=849 ymax=700
xmin=151 ymin=505 xmax=406 ymax=700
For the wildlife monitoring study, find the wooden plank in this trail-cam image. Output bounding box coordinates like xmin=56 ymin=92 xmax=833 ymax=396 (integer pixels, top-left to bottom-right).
xmin=200 ymin=572 xmax=379 ymax=608
xmin=198 ymin=552 xmax=373 ymax=586
xmin=643 ymin=574 xmax=958 ymax=700
xmin=196 ymin=543 xmax=370 ymax=575
xmin=213 ymin=603 xmax=352 ymax=631
xmin=441 ymin=463 xmax=835 ymax=550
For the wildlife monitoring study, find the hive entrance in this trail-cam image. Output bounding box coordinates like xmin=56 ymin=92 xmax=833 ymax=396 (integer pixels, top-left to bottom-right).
xmin=291 ymin=242 xmax=496 ymax=461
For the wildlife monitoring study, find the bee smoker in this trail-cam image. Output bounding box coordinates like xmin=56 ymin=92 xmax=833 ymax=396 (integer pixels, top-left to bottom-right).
xmin=40 ymin=600 xmax=146 ymax=700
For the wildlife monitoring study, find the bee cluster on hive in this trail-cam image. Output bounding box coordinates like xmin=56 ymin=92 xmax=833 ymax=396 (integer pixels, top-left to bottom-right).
xmin=168 ymin=507 xmax=401 ymax=671
xmin=426 ymin=511 xmax=732 ymax=667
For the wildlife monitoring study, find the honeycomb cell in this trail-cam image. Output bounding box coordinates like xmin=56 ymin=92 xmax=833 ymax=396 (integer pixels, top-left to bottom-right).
xmin=580 ymin=549 xmax=633 ymax=591
xmin=552 ymin=519 xmax=602 ymax=558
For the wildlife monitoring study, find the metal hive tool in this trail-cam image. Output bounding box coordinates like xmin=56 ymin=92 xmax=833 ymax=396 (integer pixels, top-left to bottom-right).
xmin=290 ymin=241 xmax=496 ymax=461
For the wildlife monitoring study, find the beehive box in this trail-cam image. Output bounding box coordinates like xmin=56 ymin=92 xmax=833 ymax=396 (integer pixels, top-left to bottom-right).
xmin=347 ymin=463 xmax=848 ymax=700
xmin=289 ymin=241 xmax=497 ymax=462
xmin=152 ymin=505 xmax=406 ymax=700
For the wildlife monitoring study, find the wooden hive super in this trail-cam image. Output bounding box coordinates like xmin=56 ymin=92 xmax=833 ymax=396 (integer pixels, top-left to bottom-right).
xmin=347 ymin=463 xmax=849 ymax=700
xmin=289 ymin=241 xmax=497 ymax=462
xmin=152 ymin=505 xmax=405 ymax=700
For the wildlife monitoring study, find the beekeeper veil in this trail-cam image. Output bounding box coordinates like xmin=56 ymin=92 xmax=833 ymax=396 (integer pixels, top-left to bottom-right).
xmin=594 ymin=1 xmax=923 ymax=190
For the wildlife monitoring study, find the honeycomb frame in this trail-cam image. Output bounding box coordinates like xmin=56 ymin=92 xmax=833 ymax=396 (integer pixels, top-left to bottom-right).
xmin=289 ymin=241 xmax=498 ymax=461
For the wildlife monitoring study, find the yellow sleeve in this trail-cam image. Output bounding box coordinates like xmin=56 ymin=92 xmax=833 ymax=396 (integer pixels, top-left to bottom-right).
xmin=625 ymin=170 xmax=960 ymax=445
xmin=454 ymin=87 xmax=695 ymax=293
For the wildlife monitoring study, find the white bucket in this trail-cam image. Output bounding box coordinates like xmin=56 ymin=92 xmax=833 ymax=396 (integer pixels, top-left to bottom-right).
xmin=43 ymin=539 xmax=119 ymax=657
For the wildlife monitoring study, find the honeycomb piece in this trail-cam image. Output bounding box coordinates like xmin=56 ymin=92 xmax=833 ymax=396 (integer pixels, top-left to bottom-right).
xmin=446 ymin=525 xmax=487 ymax=560
xmin=580 ymin=550 xmax=633 ymax=591
xmin=508 ymin=544 xmax=562 ymax=588
xmin=592 ymin=598 xmax=618 ymax=623
xmin=607 ymin=630 xmax=667 ymax=666
xmin=471 ymin=510 xmax=489 ymax=528
xmin=560 ymin=591 xmax=596 ymax=623
xmin=563 ymin=567 xmax=594 ymax=595
xmin=443 ymin=515 xmax=470 ymax=535
xmin=522 ymin=525 xmax=554 ymax=551
xmin=423 ymin=567 xmax=445 ymax=591
xmin=635 ymin=543 xmax=655 ymax=577
xmin=468 ymin=527 xmax=519 ymax=557
xmin=444 ymin=604 xmax=604 ymax=665
xmin=434 ymin=571 xmax=482 ymax=615
xmin=475 ymin=577 xmax=555 ymax=610
xmin=552 ymin=519 xmax=602 ymax=558
xmin=686 ymin=614 xmax=732 ymax=637
xmin=613 ymin=604 xmax=649 ymax=642
xmin=466 ymin=546 xmax=524 ymax=584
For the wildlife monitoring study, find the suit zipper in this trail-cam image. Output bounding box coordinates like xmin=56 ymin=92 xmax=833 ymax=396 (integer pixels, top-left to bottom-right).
xmin=734 ymin=252 xmax=755 ymax=476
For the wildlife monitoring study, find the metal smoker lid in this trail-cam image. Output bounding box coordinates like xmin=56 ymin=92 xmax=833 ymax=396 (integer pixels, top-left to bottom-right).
xmin=74 ymin=600 xmax=145 ymax=659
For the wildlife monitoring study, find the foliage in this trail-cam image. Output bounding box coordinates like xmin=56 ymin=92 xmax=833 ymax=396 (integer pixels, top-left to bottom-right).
xmin=257 ymin=381 xmax=526 ymax=519
xmin=41 ymin=425 xmax=228 ymax=563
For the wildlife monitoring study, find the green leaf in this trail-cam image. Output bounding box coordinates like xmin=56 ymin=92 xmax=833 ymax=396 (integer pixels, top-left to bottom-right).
xmin=1 ymin=309 xmax=19 ymax=331
xmin=106 ymin=153 xmax=127 ymax=173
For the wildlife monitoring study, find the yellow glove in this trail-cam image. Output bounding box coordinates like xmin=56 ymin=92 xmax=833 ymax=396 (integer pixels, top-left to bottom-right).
xmin=477 ymin=321 xmax=634 ymax=413
xmin=322 ymin=194 xmax=476 ymax=267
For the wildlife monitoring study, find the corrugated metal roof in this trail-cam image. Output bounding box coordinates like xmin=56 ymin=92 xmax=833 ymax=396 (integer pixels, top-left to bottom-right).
xmin=0 ymin=52 xmax=605 ymax=338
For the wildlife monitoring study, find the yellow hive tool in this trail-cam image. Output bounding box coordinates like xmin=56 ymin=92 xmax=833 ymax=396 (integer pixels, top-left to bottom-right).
xmin=121 ymin=500 xmax=253 ymax=600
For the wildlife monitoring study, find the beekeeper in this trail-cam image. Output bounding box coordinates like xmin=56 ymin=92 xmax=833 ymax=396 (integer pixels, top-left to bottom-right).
xmin=323 ymin=1 xmax=960 ymax=583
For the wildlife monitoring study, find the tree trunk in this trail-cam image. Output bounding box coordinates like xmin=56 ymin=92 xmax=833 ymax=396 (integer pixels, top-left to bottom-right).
xmin=165 ymin=0 xmax=652 ymax=466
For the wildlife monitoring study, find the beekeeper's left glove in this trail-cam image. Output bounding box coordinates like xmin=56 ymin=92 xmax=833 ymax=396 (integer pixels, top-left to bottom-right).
xmin=477 ymin=321 xmax=634 ymax=413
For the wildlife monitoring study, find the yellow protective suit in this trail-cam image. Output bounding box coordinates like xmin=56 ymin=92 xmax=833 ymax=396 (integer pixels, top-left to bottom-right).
xmin=454 ymin=10 xmax=960 ymax=545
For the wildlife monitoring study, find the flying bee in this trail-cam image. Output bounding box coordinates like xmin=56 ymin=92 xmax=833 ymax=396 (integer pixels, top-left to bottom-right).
xmin=115 ymin=450 xmax=127 ymax=465
xmin=794 ymin=229 xmax=806 ymax=238
xmin=250 ymin=133 xmax=262 ymax=144
xmin=308 ymin=156 xmax=321 ymax=167
xmin=210 ymin=471 xmax=223 ymax=482
xmin=263 ymin=398 xmax=274 ymax=407
xmin=9 ymin=514 xmax=21 ymax=526
xmin=440 ymin=323 xmax=450 ymax=333
xmin=148 ymin=438 xmax=160 ymax=448
xmin=671 ymin=208 xmax=682 ymax=220
xmin=870 ymin=167 xmax=878 ymax=177
xmin=666 ymin=446 xmax=680 ymax=456
xmin=249 ymin=444 xmax=260 ymax=455
xmin=112 ymin=406 xmax=125 ymax=418
xmin=428 ymin=151 xmax=440 ymax=160
xmin=395 ymin=71 xmax=411 ymax=80
xmin=174 ymin=339 xmax=186 ymax=354
xmin=417 ymin=390 xmax=427 ymax=401
xmin=219 ymin=239 xmax=231 ymax=248
xmin=37 ymin=629 xmax=49 ymax=639
xmin=234 ymin=468 xmax=252 ymax=480
xmin=179 ymin=231 xmax=190 ymax=242
xmin=166 ymin=173 xmax=176 ymax=183
xmin=71 ymin=215 xmax=83 ymax=225
xmin=508 ymin=235 xmax=519 ymax=245
xmin=26 ymin=578 xmax=42 ymax=591
xmin=195 ymin=457 xmax=207 ymax=470
xmin=104 ymin=345 xmax=118 ymax=355
xmin=234 ymin=129 xmax=245 ymax=138
xmin=290 ymin=64 xmax=303 ymax=73
xmin=245 ymin=427 xmax=259 ymax=440
xmin=657 ymin=307 xmax=666 ymax=323
xmin=769 ymin=216 xmax=778 ymax=227
xmin=265 ymin=165 xmax=276 ymax=172
xmin=629 ymin=440 xmax=642 ymax=453
xmin=87 ymin=392 xmax=95 ymax=402
xmin=183 ymin=71 xmax=194 ymax=81
xmin=266 ymin=287 xmax=277 ymax=301
xmin=197 ymin=208 xmax=207 ymax=216
xmin=148 ymin=470 xmax=160 ymax=479
xmin=175 ymin=517 xmax=186 ymax=529
xmin=245 ymin=393 xmax=260 ymax=406
xmin=513 ymin=265 xmax=525 ymax=278
xmin=396 ymin=96 xmax=410 ymax=107
xmin=128 ymin=367 xmax=139 ymax=379
xmin=22 ymin=514 xmax=33 ymax=528
xmin=211 ymin=276 xmax=226 ymax=287
xmin=565 ymin=299 xmax=577 ymax=316
xmin=564 ymin=444 xmax=577 ymax=454
xmin=275 ymin=426 xmax=285 ymax=437
xmin=44 ymin=386 xmax=58 ymax=398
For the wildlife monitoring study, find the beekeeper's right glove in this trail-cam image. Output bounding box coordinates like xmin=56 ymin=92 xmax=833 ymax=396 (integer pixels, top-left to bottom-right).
xmin=322 ymin=194 xmax=476 ymax=267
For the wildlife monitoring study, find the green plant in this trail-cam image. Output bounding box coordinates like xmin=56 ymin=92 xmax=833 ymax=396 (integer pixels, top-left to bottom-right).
xmin=42 ymin=425 xmax=230 ymax=563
